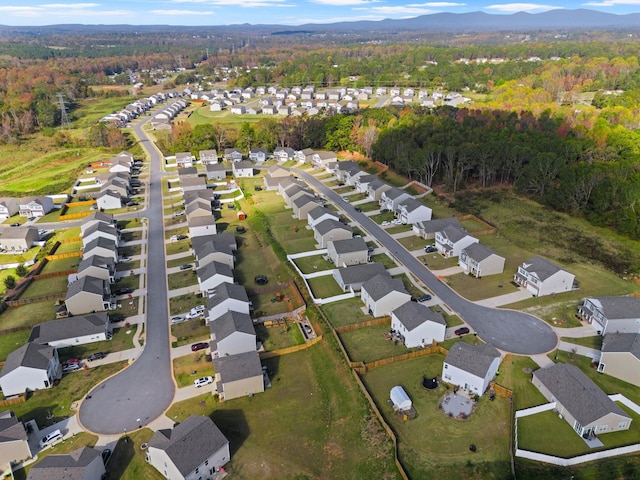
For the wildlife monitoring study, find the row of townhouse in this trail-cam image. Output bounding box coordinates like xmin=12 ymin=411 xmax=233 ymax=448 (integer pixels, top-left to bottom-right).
xmin=94 ymin=151 xmax=137 ymax=210
xmin=0 ymin=196 xmax=55 ymax=220
xmin=0 ymin=226 xmax=40 ymax=254
xmin=150 ymin=97 xmax=188 ymax=131
xmin=100 ymin=91 xmax=182 ymax=127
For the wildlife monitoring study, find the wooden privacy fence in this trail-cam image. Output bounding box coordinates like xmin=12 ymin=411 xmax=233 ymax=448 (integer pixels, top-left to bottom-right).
xmin=489 ymin=382 xmax=514 ymax=398
xmin=365 ymin=345 xmax=449 ymax=371
xmin=60 ymin=237 xmax=82 ymax=243
xmin=259 ymin=335 xmax=323 ymax=359
xmin=59 ymin=211 xmax=93 ymax=220
xmin=32 ymin=269 xmax=77 ymax=280
xmin=457 ymin=214 xmax=496 ymax=236
xmin=335 ymin=316 xmax=390 ymax=333
xmin=7 ymin=292 xmax=66 ymax=307
xmin=46 ymin=251 xmax=82 ymax=261
xmin=66 ymin=200 xmax=96 ymax=207
xmin=0 ymin=395 xmax=25 ymax=408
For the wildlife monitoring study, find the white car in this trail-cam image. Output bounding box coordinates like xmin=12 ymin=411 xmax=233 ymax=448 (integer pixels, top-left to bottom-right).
xmin=170 ymin=235 xmax=178 ymax=241
xmin=343 ymin=197 xmax=350 ymax=203
xmin=194 ymin=376 xmax=213 ymax=388
xmin=171 ymin=316 xmax=186 ymax=324
xmin=392 ymin=219 xmax=402 ymax=225
xmin=39 ymin=429 xmax=63 ymax=448
xmin=174 ymin=211 xmax=185 ymax=217
xmin=191 ymin=305 xmax=205 ymax=315
xmin=381 ymin=221 xmax=390 ymax=226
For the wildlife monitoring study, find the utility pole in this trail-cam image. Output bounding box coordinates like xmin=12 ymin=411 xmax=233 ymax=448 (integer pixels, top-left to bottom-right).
xmin=57 ymin=93 xmax=70 ymax=129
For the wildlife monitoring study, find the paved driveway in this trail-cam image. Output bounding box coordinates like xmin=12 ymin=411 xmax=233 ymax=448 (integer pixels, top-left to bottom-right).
xmin=296 ymin=168 xmax=558 ymax=355
xmin=78 ymin=116 xmax=175 ymax=435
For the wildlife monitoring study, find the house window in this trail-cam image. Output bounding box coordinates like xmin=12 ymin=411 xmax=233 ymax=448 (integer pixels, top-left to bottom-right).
xmin=205 ymin=460 xmax=209 ymax=466
xmin=599 ymin=425 xmax=608 ymax=432
xmin=444 ymin=374 xmax=451 ymax=381
xmin=444 ymin=364 xmax=448 ymax=369
xmin=618 ymin=422 xmax=628 ymax=429
xmin=195 ymin=467 xmax=199 ymax=474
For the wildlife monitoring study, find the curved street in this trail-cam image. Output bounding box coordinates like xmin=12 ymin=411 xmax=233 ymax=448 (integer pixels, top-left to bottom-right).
xmin=78 ymin=117 xmax=175 ymax=434
xmin=295 ymin=168 xmax=558 ymax=355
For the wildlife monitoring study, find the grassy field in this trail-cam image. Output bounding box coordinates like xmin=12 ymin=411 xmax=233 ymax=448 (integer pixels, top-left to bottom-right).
xmin=40 ymin=256 xmax=80 ymax=274
xmin=420 ymin=253 xmax=460 ymax=270
xmin=165 ymin=238 xmax=191 ymax=256
xmin=339 ymin=321 xmax=420 ymax=363
xmin=0 ymin=301 xmax=58 ymax=330
xmin=370 ymin=253 xmax=397 ymax=269
xmin=166 ymin=345 xmax=399 ymax=480
xmin=167 ymin=270 xmax=198 ymax=290
xmin=20 ymin=276 xmax=68 ymax=299
xmin=293 ymin=254 xmax=335 ymax=274
xmin=0 ymin=329 xmax=31 ymax=362
xmin=393 ymin=273 xmax=426 ymax=299
xmin=493 ymin=354 xmax=547 ymax=410
xmin=307 ymin=275 xmax=344 ymax=298
xmin=255 ymin=322 xmax=305 ymax=351
xmin=357 ymin=201 xmax=383 ymax=212
xmin=173 ymin=352 xmax=214 ymax=388
xmin=320 ymin=297 xmax=372 ymax=328
xmin=363 ymin=354 xmax=512 ymax=479
xmin=167 ymin=255 xmax=195 ymax=268
xmin=171 ymin=318 xmax=209 ymax=347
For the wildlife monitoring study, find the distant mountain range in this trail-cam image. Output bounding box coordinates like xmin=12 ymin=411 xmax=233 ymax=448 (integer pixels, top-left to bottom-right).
xmin=1 ymin=9 xmax=640 ymax=35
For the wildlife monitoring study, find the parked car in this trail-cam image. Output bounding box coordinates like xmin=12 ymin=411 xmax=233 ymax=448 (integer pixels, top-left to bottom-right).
xmin=119 ymin=256 xmax=131 ymax=262
xmin=454 ymin=327 xmax=470 ymax=336
xmin=174 ymin=211 xmax=185 ymax=217
xmin=424 ymin=245 xmax=437 ymax=253
xmin=62 ymin=362 xmax=81 ymax=373
xmin=227 ymin=204 xmax=236 ymax=209
xmin=176 ymin=234 xmax=189 ymax=240
xmin=417 ymin=294 xmax=432 ymax=302
xmin=179 ymin=264 xmax=193 ymax=270
xmin=101 ymin=448 xmax=112 ymax=466
xmin=381 ymin=221 xmax=390 ymax=226
xmin=114 ymin=287 xmax=133 ymax=296
xmin=170 ymin=235 xmax=179 ymax=241
xmin=28 ymin=216 xmax=36 ymax=222
xmin=354 ymin=206 xmax=362 ymax=212
xmin=87 ymin=352 xmax=106 ymax=362
xmin=39 ymin=429 xmax=63 ymax=448
xmin=9 ymin=222 xmax=20 ymax=227
xmin=191 ymin=305 xmax=205 ymax=314
xmin=171 ymin=316 xmax=186 ymax=324
xmin=126 ymin=201 xmax=139 ymax=207
xmin=191 ymin=342 xmax=208 ymax=352
xmin=194 ymin=376 xmax=213 ymax=388
xmin=392 ymin=218 xmax=402 ymax=225
xmin=186 ymin=311 xmax=203 ymax=320
xmin=367 ymin=245 xmax=374 ymax=252
xmin=343 ymin=197 xmax=350 ymax=203
xmin=254 ymin=186 xmax=263 ymax=191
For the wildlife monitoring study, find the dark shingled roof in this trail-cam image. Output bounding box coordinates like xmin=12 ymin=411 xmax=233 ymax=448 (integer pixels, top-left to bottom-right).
xmin=383 ymin=187 xmax=410 ymax=201
xmin=206 ymin=282 xmax=249 ymax=310
xmin=534 ymin=363 xmax=629 ymax=425
xmin=439 ymin=224 xmax=472 ymax=243
xmin=308 ymin=206 xmax=338 ymax=222
xmin=521 ymin=256 xmax=564 ymax=281
xmin=398 ymin=197 xmax=428 ymax=213
xmin=27 ymin=447 xmax=102 ymax=480
xmin=1 ymin=342 xmax=55 ymax=377
xmin=602 ymin=333 xmax=640 ymax=359
xmin=212 ymin=350 xmax=263 ymax=383
xmin=66 ymin=275 xmax=105 ymax=300
xmin=198 ymin=261 xmax=234 ymax=283
xmin=588 ymin=296 xmax=640 ymax=320
xmin=392 ymin=301 xmax=446 ymax=331
xmin=83 ymin=236 xmax=117 ymax=255
xmin=148 ymin=415 xmax=228 ymax=477
xmin=335 ymin=263 xmax=387 ymax=286
xmin=444 ymin=343 xmax=500 ymax=379
xmin=0 ymin=411 xmax=28 ymax=443
xmin=315 ymin=219 xmax=351 ymax=236
xmin=414 ymin=217 xmax=462 ymax=234
xmin=209 ymin=311 xmax=255 ymax=349
xmin=362 ymin=274 xmax=408 ymax=302
xmin=462 ymin=242 xmax=501 ymax=262
xmin=330 ymin=237 xmax=367 ymax=255
xmin=29 ymin=313 xmax=109 ymax=345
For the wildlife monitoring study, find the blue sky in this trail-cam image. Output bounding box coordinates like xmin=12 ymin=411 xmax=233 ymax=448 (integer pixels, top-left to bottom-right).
xmin=1 ymin=1 xmax=640 ymax=26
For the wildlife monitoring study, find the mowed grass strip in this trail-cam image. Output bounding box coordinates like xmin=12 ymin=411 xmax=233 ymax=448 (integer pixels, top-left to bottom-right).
xmin=173 ymin=352 xmax=214 ymax=388
xmin=370 ymin=253 xmax=396 ymax=269
xmin=307 ymin=275 xmax=344 ymax=299
xmin=171 ymin=318 xmax=209 ymax=347
xmin=167 ymin=270 xmax=198 ymax=290
xmin=293 ymin=254 xmax=335 ymax=274
xmin=494 ymin=354 xmax=547 ymax=410
xmin=0 ymin=301 xmax=58 ymax=330
xmin=169 ymin=293 xmax=201 ymax=316
xmin=255 ymin=322 xmax=305 ymax=351
xmin=339 ymin=321 xmax=417 ymax=363
xmin=20 ymin=276 xmax=68 ymax=299
xmin=0 ymin=329 xmax=31 ymax=362
xmin=320 ymin=297 xmax=372 ymax=328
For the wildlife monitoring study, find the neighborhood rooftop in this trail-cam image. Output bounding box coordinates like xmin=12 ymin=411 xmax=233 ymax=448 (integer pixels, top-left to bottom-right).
xmin=445 ymin=343 xmax=501 ymax=379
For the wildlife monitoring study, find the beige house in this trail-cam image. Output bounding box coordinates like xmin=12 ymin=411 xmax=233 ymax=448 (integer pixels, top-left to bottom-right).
xmin=361 ymin=273 xmax=411 ymax=317
xmin=292 ymin=195 xmax=320 ymax=220
xmin=533 ymin=363 xmax=632 ymax=439
xmin=0 ymin=411 xmax=32 ymax=474
xmin=0 ymin=227 xmax=38 ymax=254
xmin=458 ymin=243 xmax=505 ymax=278
xmin=199 ymin=149 xmax=218 ymax=164
xmin=597 ymin=333 xmax=640 ymax=386
xmin=76 ymin=255 xmax=116 ymax=284
xmin=65 ymin=276 xmax=113 ymax=315
xmin=212 ymin=350 xmax=264 ymax=401
xmin=327 ymin=237 xmax=368 ymax=267
xmin=209 ymin=311 xmax=256 ymax=357
xmin=26 ymin=447 xmax=105 ymax=480
xmin=313 ymin=219 xmax=352 ymax=248
xmin=0 ymin=197 xmax=20 ymax=220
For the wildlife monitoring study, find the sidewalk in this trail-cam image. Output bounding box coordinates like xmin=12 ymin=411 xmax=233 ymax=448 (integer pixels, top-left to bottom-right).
xmin=553 ymin=324 xmax=596 ymax=338
xmin=168 ymin=284 xmax=200 ymax=298
xmin=557 ymin=340 xmax=601 ymax=361
xmin=430 ymin=266 xmax=464 ymax=278
xmin=473 ymin=289 xmax=532 ymax=307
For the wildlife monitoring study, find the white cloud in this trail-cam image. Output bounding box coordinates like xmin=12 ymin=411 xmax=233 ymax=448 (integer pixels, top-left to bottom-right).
xmin=151 ymin=9 xmax=215 ymax=15
xmin=310 ymin=0 xmax=376 ymax=5
xmin=485 ymin=3 xmax=563 ymax=12
xmin=407 ymin=2 xmax=466 ymax=6
xmin=40 ymin=3 xmax=100 ymax=8
xmin=355 ymin=5 xmax=436 ymax=13
xmin=583 ymin=0 xmax=640 ymax=6
xmin=0 ymin=6 xmax=42 ymax=15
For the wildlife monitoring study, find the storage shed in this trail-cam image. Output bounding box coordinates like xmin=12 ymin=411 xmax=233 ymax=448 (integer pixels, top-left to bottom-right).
xmin=237 ymin=211 xmax=246 ymax=220
xmin=390 ymin=385 xmax=412 ymax=411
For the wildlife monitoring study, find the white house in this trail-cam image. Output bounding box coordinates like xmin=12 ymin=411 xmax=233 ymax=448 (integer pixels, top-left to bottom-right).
xmin=82 ymin=222 xmax=120 ymax=249
xmin=206 ymin=282 xmax=250 ymax=323
xmin=435 ymin=225 xmax=478 ymax=258
xmin=0 ymin=343 xmax=61 ymax=397
xmin=514 ymin=256 xmax=575 ymax=297
xmin=197 ymin=261 xmax=234 ymax=295
xmin=232 ymin=161 xmax=254 ymax=178
xmin=147 ymin=415 xmax=230 ymax=480
xmin=458 ymin=243 xmax=505 ymax=278
xmin=28 ymin=313 xmax=111 ymax=348
xmin=442 ymin=343 xmax=501 ymax=394
xmin=0 ymin=411 xmax=32 ymax=474
xmin=307 ymin=206 xmax=339 ymax=230
xmin=95 ymin=190 xmax=122 ymax=211
xmin=333 ymin=263 xmax=387 ymax=293
xmin=0 ymin=197 xmax=20 ymax=220
xmin=209 ymin=310 xmax=256 ymax=357
xmin=361 ymin=274 xmax=411 ymax=317
xmin=578 ymin=296 xmax=640 ymax=335
xmin=597 ymin=333 xmax=640 ymax=386
xmin=380 ymin=188 xmax=412 ymax=212
xmin=19 ymin=196 xmax=54 ymax=218
xmin=391 ymin=301 xmax=446 ymax=348
xmin=187 ymin=215 xmax=217 ymax=238
xmin=397 ymin=198 xmax=432 ymax=225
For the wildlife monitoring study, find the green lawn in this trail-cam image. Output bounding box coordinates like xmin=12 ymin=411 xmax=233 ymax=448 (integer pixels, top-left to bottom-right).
xmin=164 ymin=226 xmax=188 ymax=239
xmin=0 ymin=301 xmax=58 ymax=330
xmin=307 ymin=275 xmax=344 ymax=298
xmin=396 ymin=235 xmax=431 ymax=251
xmin=494 ymin=354 xmax=547 ymax=410
xmin=40 ymin=257 xmax=80 ymax=274
xmin=169 ymin=293 xmax=202 ymax=316
xmin=166 ymin=345 xmax=398 ymax=480
xmin=56 ymin=326 xmax=137 ymax=363
xmin=166 ymin=238 xmax=192 ymax=256
xmin=357 ymin=201 xmax=382 ymax=212
xmin=255 ymin=322 xmax=305 ymax=351
xmin=269 ymin=211 xmax=317 ymax=253
xmin=386 ymin=224 xmax=413 ymax=234
xmin=115 ymin=260 xmax=140 ymax=272
xmin=105 ymin=428 xmax=164 ymax=480
xmin=54 ymin=242 xmax=82 ymax=254
xmin=20 ymin=276 xmax=68 ymax=299
xmin=167 ymin=270 xmax=198 ymax=290
xmin=293 ymin=254 xmax=336 ymax=274
xmin=0 ymin=329 xmax=31 ymax=362
xmin=339 ymin=322 xmax=419 ymax=363
xmin=173 ymin=352 xmax=214 ymax=388
xmin=445 ymin=272 xmax=520 ymax=302
xmin=113 ymin=274 xmax=140 ymax=292
xmin=434 ymin=308 xmax=465 ymax=328
xmin=560 ymin=335 xmax=603 ymax=350
xmin=320 ymin=297 xmax=372 ymax=328
xmin=370 ymin=253 xmax=397 ymax=269
xmin=370 ymin=211 xmax=396 ymax=224
xmin=363 ymin=354 xmax=512 ymax=479
xmin=347 ymin=192 xmax=368 ymax=202
xmin=420 ymin=253 xmax=460 ymax=271
xmin=0 ymin=247 xmax=40 ymax=264
xmin=171 ymin=318 xmax=209 ymax=347
xmin=249 ymin=290 xmax=301 ymax=318
xmin=167 ymin=255 xmax=196 ymax=268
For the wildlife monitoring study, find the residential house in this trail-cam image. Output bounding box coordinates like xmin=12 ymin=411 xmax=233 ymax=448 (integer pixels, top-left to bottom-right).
xmin=442 ymin=343 xmax=501 ymax=394
xmin=28 ymin=313 xmax=111 ymax=348
xmin=344 ymin=169 xmax=367 ymax=187
xmin=380 ymin=188 xmax=412 ymax=213
xmin=397 ymin=198 xmax=432 ymax=225
xmin=205 ymin=164 xmax=228 ymax=181
xmin=95 ymin=190 xmax=122 ymax=210
xmin=391 ymin=301 xmax=446 ymax=348
xmin=274 ymin=147 xmax=296 ymax=161
xmin=183 ymin=189 xmax=213 ymax=206
xmin=327 ymin=237 xmax=368 ymax=267
xmin=82 ymin=222 xmax=119 ymax=249
xmin=311 ymin=151 xmax=338 ymax=170
xmin=224 ymin=148 xmax=243 ymax=162
xmin=532 ymin=363 xmax=632 ymax=438
xmin=459 ymin=243 xmax=505 ymax=278
xmin=281 ymin=184 xmax=314 ymax=209
xmin=435 ymin=225 xmax=478 ymax=258
xmin=206 ymin=282 xmax=250 ymax=323
xmin=0 ymin=197 xmax=19 ymax=220
xmin=187 ymin=215 xmax=217 ymax=238
xmin=193 ymin=238 xmax=235 ymax=269
xmin=83 ymin=237 xmax=118 ymax=263
xmin=109 ymin=158 xmax=131 ymax=174
xmin=80 ymin=212 xmax=116 ymax=237
xmin=0 ymin=411 xmax=31 ymax=474
xmin=307 ymin=206 xmax=339 ymax=230
xmin=333 ymin=263 xmax=387 ymax=293
xmin=597 ymin=333 xmax=640 ymax=386
xmin=26 ymin=447 xmax=105 ymax=480
xmin=413 ymin=217 xmax=462 ymax=240
xmin=578 ymin=296 xmax=640 ymax=335
xmin=76 ymin=255 xmax=116 ymax=284
xmin=197 ymin=261 xmax=234 ymax=295
xmin=199 ymin=149 xmax=218 ymax=164
xmin=333 ymin=160 xmax=361 ymax=182
xmin=0 ymin=343 xmax=60 ymax=397
xmin=292 ymin=195 xmax=321 ymax=220
xmin=19 ymin=196 xmax=54 ymax=218
xmin=313 ymin=219 xmax=352 ymax=248
xmin=367 ymin=179 xmax=392 ymax=201
xmin=232 ymin=161 xmax=254 ymax=178
xmin=277 ymin=177 xmax=307 ymax=198
xmin=185 ymin=198 xmax=213 ymax=219
xmin=263 ymin=165 xmax=290 ymax=190
xmin=361 ymin=274 xmax=411 ymax=317
xmin=180 ymin=176 xmax=207 ymax=193
xmin=354 ymin=174 xmax=378 ymax=194
xmin=175 ymin=152 xmax=193 ymax=168
xmin=514 ymin=256 xmax=575 ymax=297
xmin=0 ymin=227 xmax=38 ymax=254
xmin=295 ymin=148 xmax=315 ymax=164
xmin=178 ymin=167 xmax=199 ymax=180
xmin=209 ymin=311 xmax=256 ymax=357
xmin=249 ymin=148 xmax=268 ymax=162
xmin=212 ymin=350 xmax=264 ymax=401
xmin=65 ymin=276 xmax=112 ymax=315
xmin=230 ymin=105 xmax=246 ymax=115
xmin=147 ymin=415 xmax=230 ymax=480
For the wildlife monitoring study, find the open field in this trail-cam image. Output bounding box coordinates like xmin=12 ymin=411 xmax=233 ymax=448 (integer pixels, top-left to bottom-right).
xmin=339 ymin=321 xmax=421 ymax=363
xmin=173 ymin=351 xmax=214 ymax=388
xmin=0 ymin=329 xmax=31 ymax=362
xmin=320 ymin=297 xmax=372 ymax=328
xmin=307 ymin=275 xmax=344 ymax=298
xmin=171 ymin=318 xmax=209 ymax=347
xmin=0 ymin=301 xmax=58 ymax=330
xmin=255 ymin=322 xmax=305 ymax=351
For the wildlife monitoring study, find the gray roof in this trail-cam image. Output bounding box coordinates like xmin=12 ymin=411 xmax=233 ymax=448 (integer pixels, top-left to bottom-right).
xmin=212 ymin=350 xmax=262 ymax=383
xmin=83 ymin=221 xmax=118 ymax=239
xmin=148 ymin=415 xmax=228 ymax=477
xmin=330 ymin=237 xmax=367 ymax=255
xmin=462 ymin=243 xmax=501 ymax=262
xmin=234 ymin=160 xmax=253 ymax=170
xmin=206 ymin=282 xmax=249 ymax=309
xmin=335 ymin=160 xmax=360 ymax=173
xmin=183 ymin=189 xmax=213 ymax=204
xmin=335 ymin=263 xmax=387 ymax=286
xmin=198 ymin=261 xmax=234 ymax=283
xmin=392 ymin=301 xmax=446 ymax=331
xmin=209 ymin=311 xmax=255 ymax=344
xmin=521 ymin=256 xmax=564 ymax=281
xmin=81 ymin=211 xmax=114 ymax=227
xmin=439 ymin=224 xmax=471 ymax=243
xmin=185 ymin=199 xmax=212 ymax=216
xmin=83 ymin=236 xmax=117 ymax=255
xmin=362 ymin=273 xmax=407 ymax=302
xmin=178 ymin=166 xmax=198 ymax=177
xmin=315 ymin=219 xmax=351 ymax=236
xmin=267 ymin=165 xmax=289 ymax=177
xmin=292 ymin=194 xmax=318 ymax=209
xmin=602 ymin=333 xmax=640 ymax=359
xmin=187 ymin=215 xmax=216 ymax=228
xmin=383 ymin=187 xmax=410 ymax=201
xmin=1 ymin=342 xmax=55 ymax=377
xmin=588 ymin=296 xmax=640 ymax=320
xmin=181 ymin=176 xmax=206 ymax=188
xmin=29 ymin=313 xmax=109 ymax=345
xmin=308 ymin=206 xmax=338 ymax=222
xmin=534 ymin=363 xmax=629 ymax=425
xmin=313 ymin=150 xmax=336 ymax=160
xmin=206 ymin=163 xmax=227 ymax=172
xmin=27 ymin=447 xmax=101 ymax=480
xmin=368 ymin=179 xmax=389 ymax=191
xmin=444 ymin=342 xmax=500 ymax=378
xmin=415 ymin=217 xmax=462 ymax=234
xmin=0 ymin=411 xmax=27 ymax=443
xmin=191 ymin=233 xmax=237 ymax=254
xmin=66 ymin=275 xmax=105 ymax=300
xmin=399 ymin=197 xmax=428 ymax=213
xmin=355 ymin=174 xmax=377 ymax=185
xmin=0 ymin=226 xmax=37 ymax=240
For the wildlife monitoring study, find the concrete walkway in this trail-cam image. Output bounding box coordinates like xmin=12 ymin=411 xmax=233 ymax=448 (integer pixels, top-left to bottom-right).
xmin=429 ymin=266 xmax=464 ymax=277
xmin=168 ymin=284 xmax=200 ymax=298
xmin=553 ymin=324 xmax=596 ymax=338
xmin=474 ymin=289 xmax=532 ymax=308
xmin=530 ymin=354 xmax=555 ymax=368
xmin=557 ymin=341 xmax=601 ymax=361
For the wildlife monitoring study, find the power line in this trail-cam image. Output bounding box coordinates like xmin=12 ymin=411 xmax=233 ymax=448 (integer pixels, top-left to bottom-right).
xmin=57 ymin=93 xmax=70 ymax=129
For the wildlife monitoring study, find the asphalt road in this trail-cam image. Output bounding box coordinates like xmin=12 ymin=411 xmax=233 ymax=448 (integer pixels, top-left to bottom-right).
xmin=296 ymin=168 xmax=558 ymax=355
xmin=78 ymin=117 xmax=175 ymax=435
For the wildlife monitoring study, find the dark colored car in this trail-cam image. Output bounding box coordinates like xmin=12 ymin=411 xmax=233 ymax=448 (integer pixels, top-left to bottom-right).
xmin=114 ymin=287 xmax=133 ymax=295
xmin=354 ymin=207 xmax=362 ymax=212
xmin=254 ymin=186 xmax=263 ymax=191
xmin=454 ymin=327 xmax=470 ymax=336
xmin=101 ymin=448 xmax=112 ymax=465
xmin=424 ymin=245 xmax=437 ymax=253
xmin=87 ymin=352 xmax=106 ymax=362
xmin=10 ymin=222 xmax=20 ymax=227
xmin=176 ymin=234 xmax=189 ymax=240
xmin=191 ymin=342 xmax=208 ymax=352
xmin=179 ymin=264 xmax=193 ymax=270
xmin=418 ymin=294 xmax=432 ymax=302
